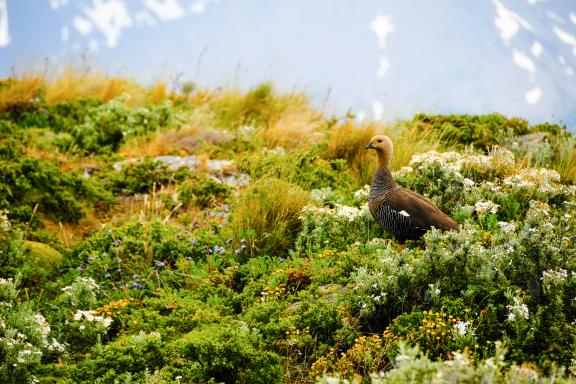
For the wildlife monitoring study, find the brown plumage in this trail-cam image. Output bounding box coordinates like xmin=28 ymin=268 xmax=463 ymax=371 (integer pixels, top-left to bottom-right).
xmin=365 ymin=134 xmax=459 ymax=242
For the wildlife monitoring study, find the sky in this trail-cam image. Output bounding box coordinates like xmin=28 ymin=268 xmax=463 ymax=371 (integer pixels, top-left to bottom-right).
xmin=1 ymin=0 xmax=576 ymax=129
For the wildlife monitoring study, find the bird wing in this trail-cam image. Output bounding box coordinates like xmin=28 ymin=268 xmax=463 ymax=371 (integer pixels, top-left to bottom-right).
xmin=385 ymin=188 xmax=459 ymax=231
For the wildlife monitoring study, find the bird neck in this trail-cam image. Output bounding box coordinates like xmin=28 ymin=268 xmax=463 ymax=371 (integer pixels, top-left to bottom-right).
xmin=370 ymin=167 xmax=397 ymax=198
xmin=376 ymin=150 xmax=392 ymax=171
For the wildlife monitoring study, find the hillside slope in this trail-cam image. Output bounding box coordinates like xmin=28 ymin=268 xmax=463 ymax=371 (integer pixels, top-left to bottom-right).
xmin=1 ymin=76 xmax=576 ymax=383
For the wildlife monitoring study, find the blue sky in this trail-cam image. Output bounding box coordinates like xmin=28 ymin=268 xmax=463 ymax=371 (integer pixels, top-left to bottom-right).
xmin=1 ymin=0 xmax=576 ymax=128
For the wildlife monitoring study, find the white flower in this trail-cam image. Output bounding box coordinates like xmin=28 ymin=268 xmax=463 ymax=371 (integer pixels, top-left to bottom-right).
xmin=311 ymin=187 xmax=333 ymax=203
xmin=335 ymin=204 xmax=361 ymax=221
xmin=475 ymin=200 xmax=499 ymax=215
xmin=428 ymin=283 xmax=440 ymax=296
xmin=498 ymin=221 xmax=516 ymax=233
xmin=542 ymin=268 xmax=568 ymax=291
xmin=72 ymin=310 xmax=112 ymax=329
xmin=453 ymin=321 xmax=472 ymax=336
xmin=462 ymin=178 xmax=475 ymax=187
xmin=353 ymin=185 xmax=371 ymax=199
xmin=507 ymin=296 xmax=529 ymax=321
xmin=542 ymin=268 xmax=568 ymax=281
xmin=0 ymin=210 xmax=10 ymax=232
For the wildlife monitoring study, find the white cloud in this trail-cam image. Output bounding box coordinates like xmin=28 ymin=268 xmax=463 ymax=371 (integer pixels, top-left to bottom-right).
xmin=370 ymin=14 xmax=394 ymax=49
xmin=190 ymin=1 xmax=207 ymax=14
xmin=530 ymin=40 xmax=542 ymax=57
xmin=525 ymin=86 xmax=542 ymax=104
xmin=565 ymin=67 xmax=574 ymax=76
xmin=571 ymin=12 xmax=576 ymax=25
xmin=82 ymin=0 xmax=133 ymax=48
xmin=61 ymin=25 xmax=69 ymax=42
xmin=376 ymin=56 xmax=390 ymax=79
xmin=493 ymin=0 xmax=533 ymax=45
xmin=135 ymin=10 xmax=157 ymax=26
xmin=144 ymin=0 xmax=184 ymax=22
xmin=372 ymin=101 xmax=384 ymax=120
xmin=554 ymin=27 xmax=576 ymax=57
xmin=0 ymin=0 xmax=9 ymax=47
xmin=546 ymin=11 xmax=565 ymax=24
xmin=73 ymin=16 xmax=93 ymax=36
xmin=553 ymin=26 xmax=576 ymax=46
xmin=49 ymin=0 xmax=69 ymax=10
xmin=356 ymin=109 xmax=366 ymax=123
xmin=558 ymin=55 xmax=566 ymax=65
xmin=513 ymin=49 xmax=536 ymax=78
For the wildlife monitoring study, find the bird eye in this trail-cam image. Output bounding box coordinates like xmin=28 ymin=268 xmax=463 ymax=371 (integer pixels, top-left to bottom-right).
xmin=377 ymin=140 xmax=382 ymax=143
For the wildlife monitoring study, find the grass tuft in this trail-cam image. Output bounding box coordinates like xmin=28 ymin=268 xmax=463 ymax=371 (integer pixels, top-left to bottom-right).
xmin=0 ymin=76 xmax=45 ymax=110
xmin=229 ymin=178 xmax=311 ymax=256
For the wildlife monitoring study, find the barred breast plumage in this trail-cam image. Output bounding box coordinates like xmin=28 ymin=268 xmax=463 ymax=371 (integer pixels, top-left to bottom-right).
xmin=365 ymin=135 xmax=459 ymax=242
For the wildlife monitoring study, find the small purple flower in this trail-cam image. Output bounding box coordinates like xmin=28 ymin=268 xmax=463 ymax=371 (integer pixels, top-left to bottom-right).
xmin=105 ymin=272 xmax=111 ymax=278
xmin=212 ymin=245 xmax=226 ymax=254
xmin=192 ymin=238 xmax=198 ymax=244
xmin=77 ymin=267 xmax=83 ymax=271
xmin=88 ymin=257 xmax=94 ymax=262
xmin=156 ymin=261 xmax=165 ymax=268
xmin=132 ymin=274 xmax=138 ymax=280
xmin=240 ymin=239 xmax=246 ymax=244
xmin=130 ymin=282 xmax=143 ymax=289
xmin=235 ymin=243 xmax=247 ymax=256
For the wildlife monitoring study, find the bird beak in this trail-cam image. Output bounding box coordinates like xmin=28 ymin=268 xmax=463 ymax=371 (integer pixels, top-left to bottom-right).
xmin=365 ymin=142 xmax=374 ymax=149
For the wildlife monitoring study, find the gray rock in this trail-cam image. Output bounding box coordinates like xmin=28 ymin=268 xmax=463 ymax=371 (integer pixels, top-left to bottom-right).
xmin=113 ymin=156 xmax=250 ymax=188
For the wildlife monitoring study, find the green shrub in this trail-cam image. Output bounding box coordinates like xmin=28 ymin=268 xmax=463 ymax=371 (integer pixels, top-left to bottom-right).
xmin=178 ymin=174 xmax=232 ymax=208
xmin=104 ymin=159 xmax=190 ymax=195
xmin=169 ymin=324 xmax=283 ymax=384
xmin=0 ymin=157 xmax=114 ymax=224
xmin=71 ymin=331 xmax=165 ymax=383
xmin=412 ymin=113 xmax=531 ymax=149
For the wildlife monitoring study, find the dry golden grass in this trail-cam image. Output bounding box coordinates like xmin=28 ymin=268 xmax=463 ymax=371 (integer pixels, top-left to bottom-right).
xmin=551 ymin=138 xmax=576 ymax=183
xmin=325 ymin=121 xmax=377 ymax=185
xmin=386 ymin=123 xmax=443 ymax=170
xmin=0 ymin=75 xmax=45 ymax=110
xmin=119 ymin=125 xmax=205 ymax=158
xmin=1 ymin=68 xmax=175 ymax=108
xmin=258 ymin=100 xmax=325 ymax=149
xmin=146 ymin=81 xmax=170 ymax=104
xmin=188 ymin=88 xmax=217 ymax=106
xmin=229 ymin=178 xmax=311 ymax=256
xmin=44 ymin=69 xmax=143 ymax=104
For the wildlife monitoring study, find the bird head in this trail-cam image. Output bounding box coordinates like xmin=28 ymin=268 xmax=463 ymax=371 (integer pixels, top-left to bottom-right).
xmin=365 ymin=134 xmax=394 ymax=169
xmin=365 ymin=135 xmax=393 ymax=152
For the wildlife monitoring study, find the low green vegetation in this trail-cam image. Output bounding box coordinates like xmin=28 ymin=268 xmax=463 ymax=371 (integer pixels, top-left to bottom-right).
xmin=0 ymin=75 xmax=576 ymax=383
